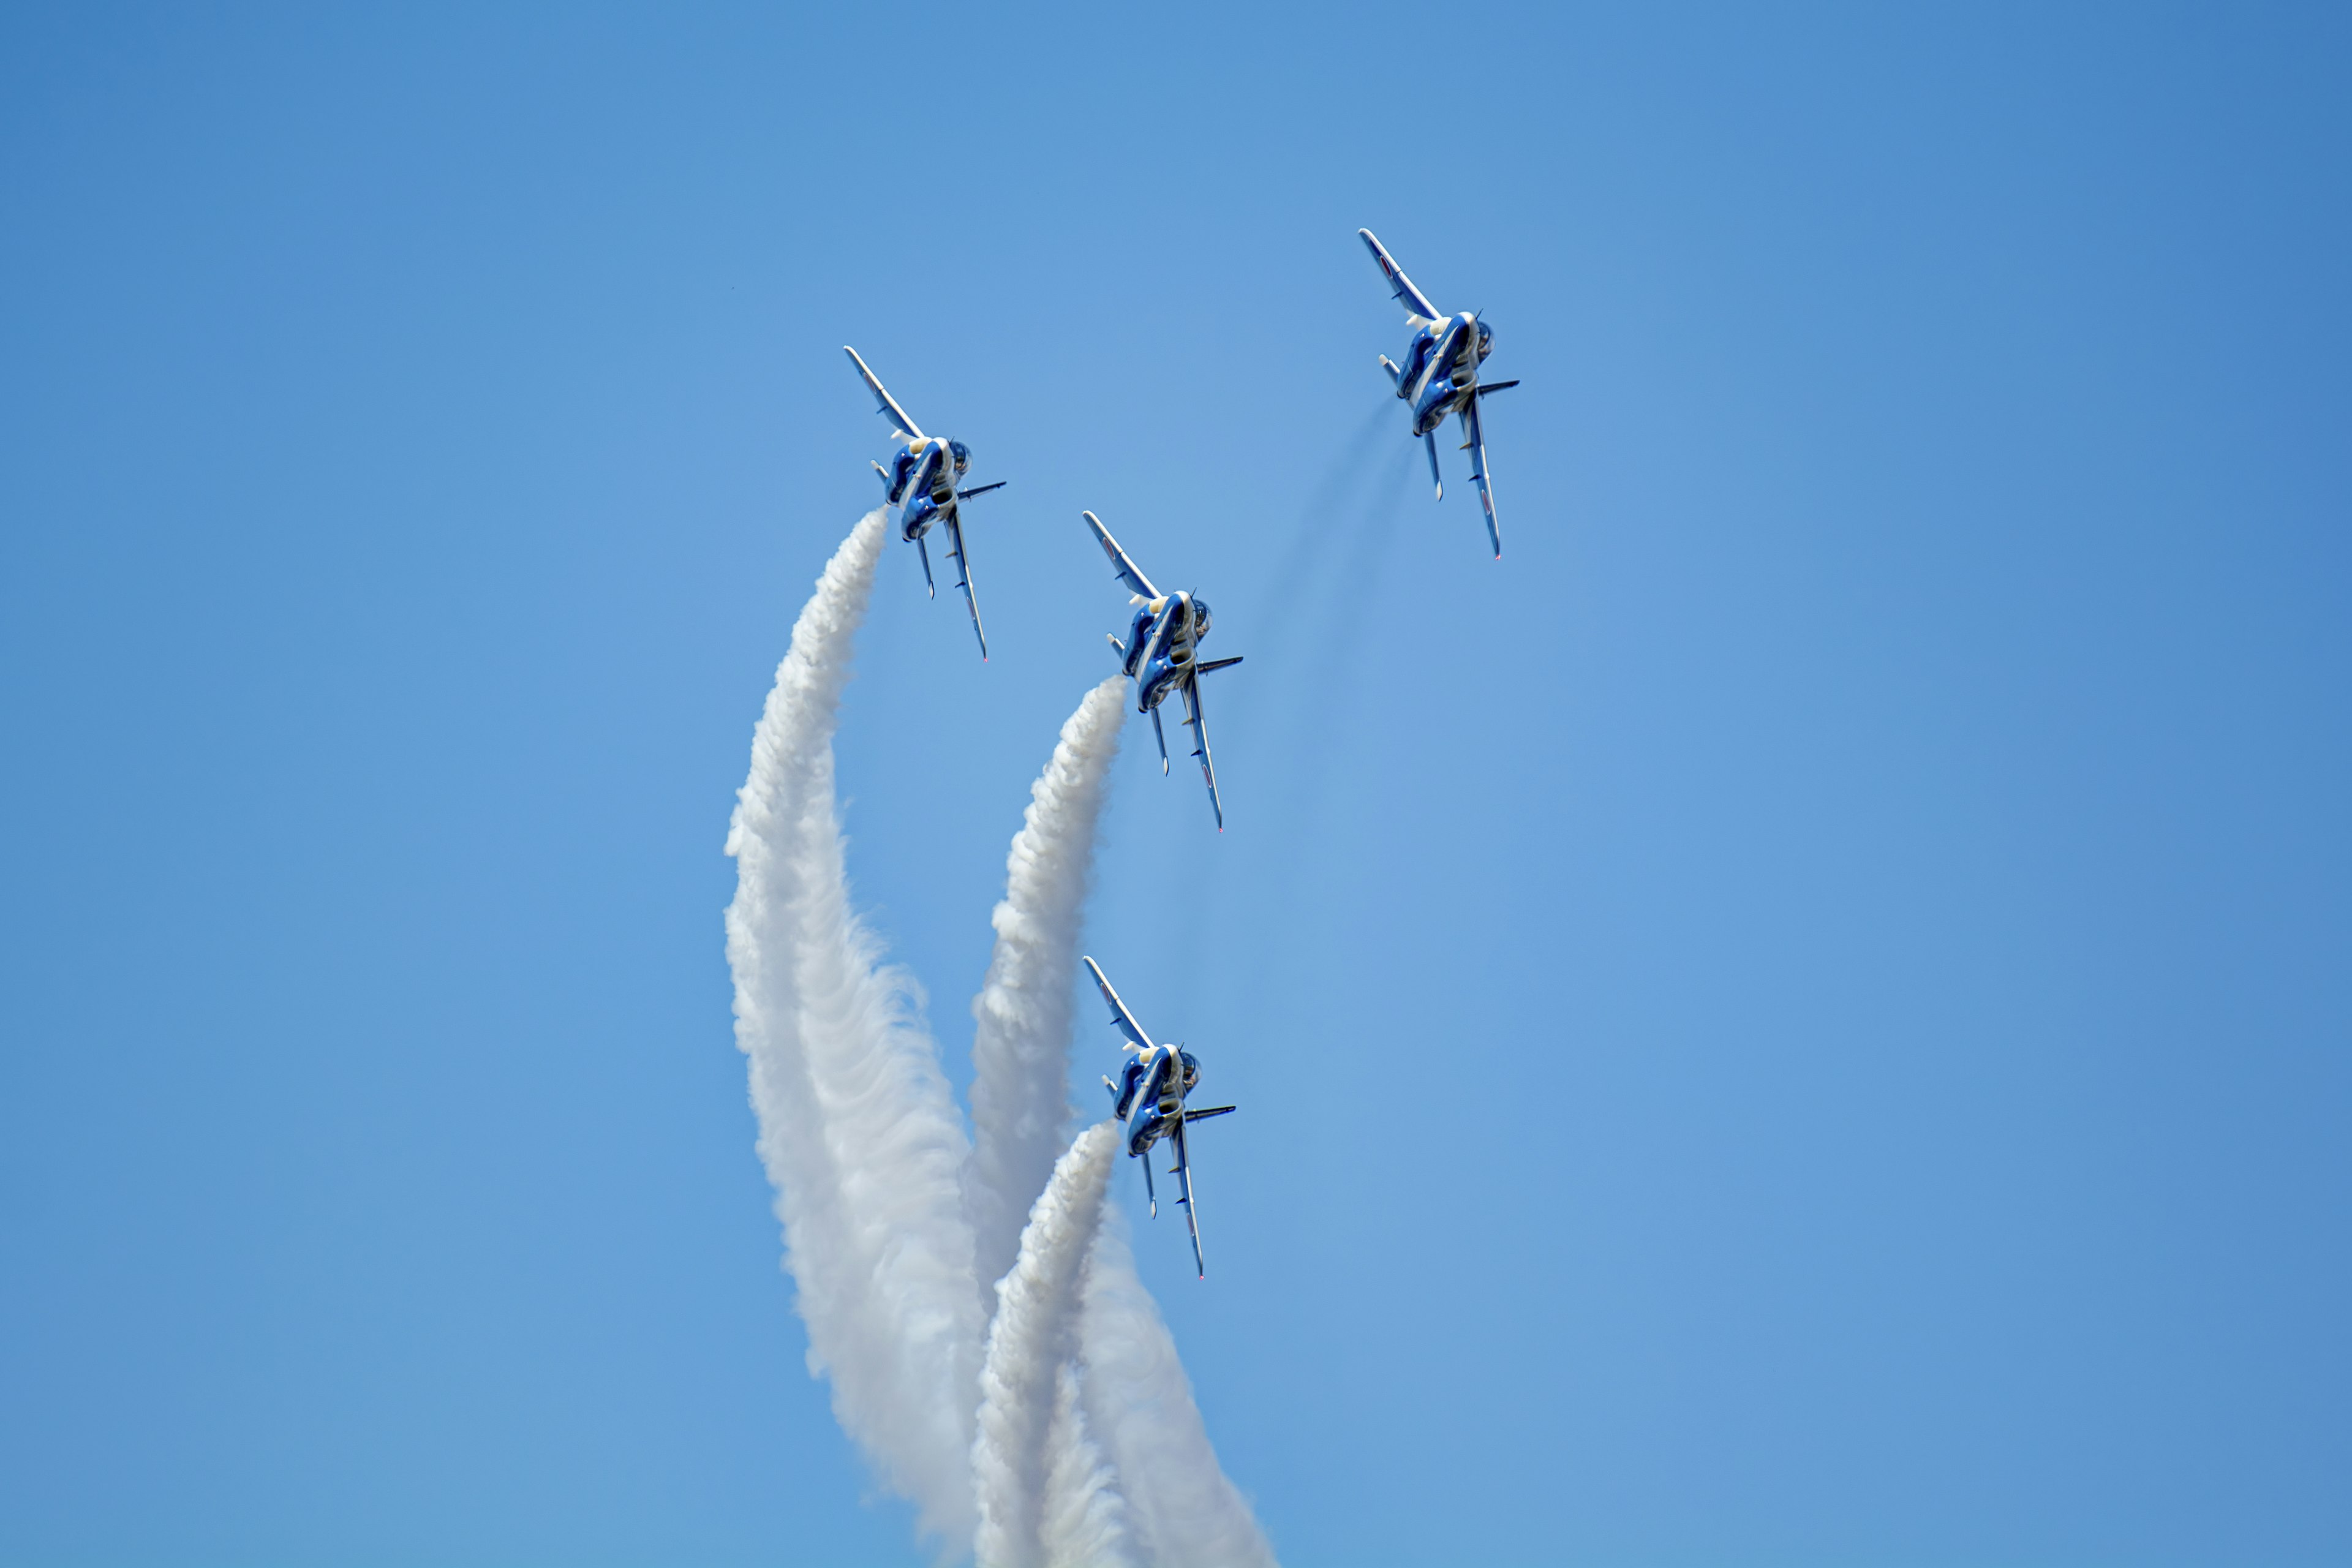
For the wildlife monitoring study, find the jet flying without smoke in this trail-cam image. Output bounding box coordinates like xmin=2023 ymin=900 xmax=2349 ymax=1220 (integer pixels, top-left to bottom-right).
xmin=844 ymin=345 xmax=1007 ymax=658
xmin=1085 ymin=956 xmax=1237 ymax=1279
xmin=1359 ymin=228 xmax=1520 ymax=559
xmin=1083 ymin=510 xmax=1243 ymax=829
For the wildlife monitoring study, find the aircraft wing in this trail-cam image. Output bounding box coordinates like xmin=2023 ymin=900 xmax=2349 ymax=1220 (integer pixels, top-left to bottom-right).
xmin=843 ymin=345 xmax=924 ymax=442
xmin=1461 ymin=395 xmax=1501 ymax=559
xmin=1178 ymin=672 xmax=1224 ymax=829
xmin=942 ymin=511 xmax=987 ymax=659
xmin=1358 ymin=228 xmax=1441 ymax=323
xmin=1082 ymin=510 xmax=1159 ymax=602
xmin=1082 ymin=956 xmax=1156 ymax=1052
xmin=1170 ymin=1114 xmax=1205 ymax=1278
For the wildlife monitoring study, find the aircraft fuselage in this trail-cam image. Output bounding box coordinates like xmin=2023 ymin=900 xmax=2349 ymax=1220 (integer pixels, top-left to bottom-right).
xmin=1112 ymin=1044 xmax=1200 ymax=1158
xmin=1400 ymin=311 xmax=1493 ymax=436
xmin=1123 ymin=590 xmax=1213 ymax=712
xmin=883 ymin=436 xmax=970 ymax=541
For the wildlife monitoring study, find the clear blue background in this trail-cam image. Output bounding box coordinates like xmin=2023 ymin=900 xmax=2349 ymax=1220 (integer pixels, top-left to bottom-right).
xmin=3 ymin=5 xmax=2346 ymax=1565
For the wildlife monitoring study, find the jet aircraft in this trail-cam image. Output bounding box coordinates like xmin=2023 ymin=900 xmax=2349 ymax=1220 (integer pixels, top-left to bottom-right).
xmin=1085 ymin=955 xmax=1237 ymax=1279
xmin=1081 ymin=510 xmax=1243 ymax=829
xmin=1357 ymin=228 xmax=1520 ymax=559
xmin=843 ymin=345 xmax=1007 ymax=658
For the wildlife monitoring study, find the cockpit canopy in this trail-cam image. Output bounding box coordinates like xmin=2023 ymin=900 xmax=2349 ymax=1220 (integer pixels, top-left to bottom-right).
xmin=948 ymin=439 xmax=971 ymax=474
xmin=1188 ymin=597 xmax=1212 ymax=638
xmin=1475 ymin=320 xmax=1494 ymax=361
xmin=1177 ymin=1049 xmax=1200 ymax=1090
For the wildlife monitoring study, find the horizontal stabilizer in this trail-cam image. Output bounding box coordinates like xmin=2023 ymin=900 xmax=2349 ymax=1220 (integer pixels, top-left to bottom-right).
xmin=1182 ymin=1105 xmax=1237 ymax=1121
xmin=1197 ymin=656 xmax=1243 ymax=674
xmin=1380 ymin=354 xmax=1402 ymax=389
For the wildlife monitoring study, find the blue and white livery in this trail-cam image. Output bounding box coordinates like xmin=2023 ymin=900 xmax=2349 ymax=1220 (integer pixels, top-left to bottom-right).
xmin=1082 ymin=510 xmax=1244 ymax=830
xmin=1085 ymin=956 xmax=1237 ymax=1279
xmin=1358 ymin=228 xmax=1520 ymax=559
xmin=844 ymin=345 xmax=1008 ymax=658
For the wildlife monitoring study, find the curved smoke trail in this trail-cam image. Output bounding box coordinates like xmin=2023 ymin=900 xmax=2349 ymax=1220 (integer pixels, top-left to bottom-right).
xmin=1079 ymin=1225 xmax=1278 ymax=1568
xmin=723 ymin=523 xmax=1269 ymax=1564
xmin=967 ymin=676 xmax=1128 ymax=1306
xmin=962 ymin=676 xmax=1274 ymax=1567
xmin=724 ymin=510 xmax=982 ymax=1550
xmin=972 ymin=1123 xmax=1133 ymax=1568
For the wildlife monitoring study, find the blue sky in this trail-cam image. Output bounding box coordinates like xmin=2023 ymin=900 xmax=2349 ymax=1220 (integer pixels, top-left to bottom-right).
xmin=2 ymin=4 xmax=2347 ymax=1564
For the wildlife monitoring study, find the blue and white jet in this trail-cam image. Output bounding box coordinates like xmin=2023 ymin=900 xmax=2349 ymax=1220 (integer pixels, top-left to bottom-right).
xmin=1358 ymin=228 xmax=1520 ymax=559
xmin=844 ymin=345 xmax=1007 ymax=658
xmin=1082 ymin=510 xmax=1243 ymax=830
xmin=1085 ymin=955 xmax=1237 ymax=1280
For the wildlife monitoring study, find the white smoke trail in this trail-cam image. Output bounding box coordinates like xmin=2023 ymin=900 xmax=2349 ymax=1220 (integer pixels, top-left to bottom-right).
xmin=967 ymin=676 xmax=1129 ymax=1306
xmin=1039 ymin=1362 xmax=1134 ymax=1568
xmin=723 ymin=518 xmax=1268 ymax=1564
xmin=724 ymin=509 xmax=983 ymax=1550
xmin=1080 ymin=1224 xmax=1279 ymax=1568
xmin=973 ymin=1123 xmax=1133 ymax=1568
xmin=960 ymin=675 xmax=1275 ymax=1567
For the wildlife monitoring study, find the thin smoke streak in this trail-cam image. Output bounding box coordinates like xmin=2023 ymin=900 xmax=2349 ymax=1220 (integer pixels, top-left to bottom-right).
xmin=1240 ymin=399 xmax=1394 ymax=669
xmin=1156 ymin=405 xmax=1406 ymax=1007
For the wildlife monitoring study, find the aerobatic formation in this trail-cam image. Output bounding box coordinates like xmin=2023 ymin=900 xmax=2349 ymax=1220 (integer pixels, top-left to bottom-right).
xmin=729 ymin=229 xmax=1512 ymax=1565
